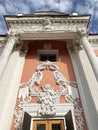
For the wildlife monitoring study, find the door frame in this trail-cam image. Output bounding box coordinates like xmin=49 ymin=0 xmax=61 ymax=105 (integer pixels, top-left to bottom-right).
xmin=22 ymin=104 xmax=77 ymax=130
xmin=32 ymin=119 xmax=65 ymax=130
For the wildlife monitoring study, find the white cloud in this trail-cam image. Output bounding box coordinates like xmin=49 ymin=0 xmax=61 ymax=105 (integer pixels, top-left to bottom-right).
xmin=0 ymin=0 xmax=74 ymax=15
xmin=28 ymin=0 xmax=46 ymax=11
xmin=28 ymin=0 xmax=73 ymax=13
xmin=16 ymin=2 xmax=31 ymax=14
xmin=59 ymin=0 xmax=72 ymax=12
xmin=95 ymin=10 xmax=98 ymax=19
xmin=76 ymin=0 xmax=98 ymax=20
xmin=75 ymin=0 xmax=98 ymax=33
xmin=0 ymin=18 xmax=7 ymax=34
xmin=5 ymin=1 xmax=31 ymax=14
xmin=76 ymin=4 xmax=90 ymax=14
xmin=5 ymin=1 xmax=18 ymax=14
xmin=0 ymin=4 xmax=7 ymax=15
xmin=86 ymin=0 xmax=98 ymax=5
xmin=44 ymin=0 xmax=73 ymax=12
xmin=0 ymin=27 xmax=5 ymax=34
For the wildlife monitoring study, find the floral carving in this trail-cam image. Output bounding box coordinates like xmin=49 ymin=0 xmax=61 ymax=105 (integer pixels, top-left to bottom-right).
xmin=54 ymin=70 xmax=67 ymax=85
xmin=18 ymin=87 xmax=29 ymax=102
xmin=38 ymin=84 xmax=59 ymax=116
xmin=37 ymin=61 xmax=59 ymax=71
xmin=14 ymin=107 xmax=23 ymax=130
xmin=74 ymin=101 xmax=84 ymax=130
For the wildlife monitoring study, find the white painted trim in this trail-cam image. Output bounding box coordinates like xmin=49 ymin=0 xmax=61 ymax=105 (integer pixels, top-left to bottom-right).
xmin=68 ymin=46 xmax=98 ymax=130
xmin=31 ymin=117 xmax=66 ymax=130
xmin=22 ymin=103 xmax=77 ymax=130
xmin=0 ymin=49 xmax=25 ymax=130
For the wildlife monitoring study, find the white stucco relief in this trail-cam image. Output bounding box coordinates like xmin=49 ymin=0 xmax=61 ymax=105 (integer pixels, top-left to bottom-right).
xmin=14 ymin=61 xmax=84 ymax=130
xmin=10 ymin=25 xmax=86 ymax=34
xmin=38 ymin=84 xmax=59 ymax=116
xmin=7 ymin=17 xmax=87 ymax=34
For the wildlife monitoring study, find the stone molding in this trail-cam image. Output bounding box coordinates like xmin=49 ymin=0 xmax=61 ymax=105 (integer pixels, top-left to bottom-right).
xmin=88 ymin=37 xmax=98 ymax=49
xmin=7 ymin=17 xmax=88 ymax=27
xmin=6 ymin=17 xmax=88 ymax=34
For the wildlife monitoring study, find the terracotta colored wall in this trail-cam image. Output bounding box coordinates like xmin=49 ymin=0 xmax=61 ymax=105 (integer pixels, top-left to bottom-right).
xmin=20 ymin=40 xmax=76 ymax=105
xmin=11 ymin=40 xmax=87 ymax=130
xmin=21 ymin=40 xmax=76 ymax=83
xmin=94 ymin=50 xmax=98 ymax=56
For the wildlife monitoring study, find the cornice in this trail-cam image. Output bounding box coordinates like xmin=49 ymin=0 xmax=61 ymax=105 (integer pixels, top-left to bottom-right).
xmin=6 ymin=17 xmax=88 ymax=33
xmin=6 ymin=18 xmax=88 ymax=25
xmin=89 ymin=38 xmax=98 ymax=44
xmin=88 ymin=35 xmax=98 ymax=46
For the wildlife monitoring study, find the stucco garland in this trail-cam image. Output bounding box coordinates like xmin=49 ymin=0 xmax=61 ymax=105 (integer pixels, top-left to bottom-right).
xmin=14 ymin=61 xmax=84 ymax=130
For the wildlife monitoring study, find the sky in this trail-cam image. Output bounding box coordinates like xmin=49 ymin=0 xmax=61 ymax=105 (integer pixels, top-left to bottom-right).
xmin=0 ymin=0 xmax=98 ymax=34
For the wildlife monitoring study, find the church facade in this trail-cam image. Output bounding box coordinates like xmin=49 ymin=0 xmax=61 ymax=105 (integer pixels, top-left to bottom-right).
xmin=0 ymin=11 xmax=98 ymax=130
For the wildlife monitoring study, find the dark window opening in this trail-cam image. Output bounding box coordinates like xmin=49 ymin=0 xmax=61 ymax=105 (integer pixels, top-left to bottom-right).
xmin=40 ymin=54 xmax=57 ymax=62
xmin=38 ymin=50 xmax=59 ymax=62
xmin=52 ymin=124 xmax=61 ymax=130
xmin=37 ymin=124 xmax=46 ymax=130
xmin=22 ymin=112 xmax=31 ymax=130
xmin=65 ymin=111 xmax=74 ymax=130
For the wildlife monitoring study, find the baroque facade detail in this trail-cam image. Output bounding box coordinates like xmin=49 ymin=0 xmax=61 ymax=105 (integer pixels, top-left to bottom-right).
xmin=38 ymin=84 xmax=59 ymax=116
xmin=6 ymin=17 xmax=88 ymax=34
xmin=9 ymin=25 xmax=87 ymax=34
xmin=14 ymin=61 xmax=84 ymax=130
xmin=1 ymin=11 xmax=98 ymax=130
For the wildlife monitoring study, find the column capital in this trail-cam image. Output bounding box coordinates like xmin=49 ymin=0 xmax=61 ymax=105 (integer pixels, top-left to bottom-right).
xmin=74 ymin=28 xmax=89 ymax=49
xmin=76 ymin=28 xmax=88 ymax=39
xmin=7 ymin=31 xmax=20 ymax=44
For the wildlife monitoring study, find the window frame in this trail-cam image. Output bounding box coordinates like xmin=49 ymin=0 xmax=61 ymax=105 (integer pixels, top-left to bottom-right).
xmin=37 ymin=49 xmax=59 ymax=62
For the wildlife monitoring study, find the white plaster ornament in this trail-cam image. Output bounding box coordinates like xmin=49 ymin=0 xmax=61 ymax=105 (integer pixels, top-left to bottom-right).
xmin=14 ymin=61 xmax=84 ymax=130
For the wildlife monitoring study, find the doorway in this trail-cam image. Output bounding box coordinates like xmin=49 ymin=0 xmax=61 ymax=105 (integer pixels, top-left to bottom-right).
xmin=33 ymin=119 xmax=65 ymax=130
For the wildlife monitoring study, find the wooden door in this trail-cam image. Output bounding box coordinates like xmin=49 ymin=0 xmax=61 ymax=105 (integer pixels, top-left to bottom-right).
xmin=33 ymin=119 xmax=64 ymax=130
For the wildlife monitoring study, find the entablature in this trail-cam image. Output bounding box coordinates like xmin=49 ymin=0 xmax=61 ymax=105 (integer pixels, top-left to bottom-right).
xmin=5 ymin=14 xmax=90 ymax=34
xmin=88 ymin=35 xmax=98 ymax=49
xmin=5 ymin=17 xmax=89 ymax=26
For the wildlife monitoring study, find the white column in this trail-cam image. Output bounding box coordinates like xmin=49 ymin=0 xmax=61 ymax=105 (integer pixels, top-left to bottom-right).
xmin=0 ymin=46 xmax=26 ymax=130
xmin=67 ymin=43 xmax=98 ymax=130
xmin=80 ymin=34 xmax=98 ymax=81
xmin=0 ymin=34 xmax=17 ymax=79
